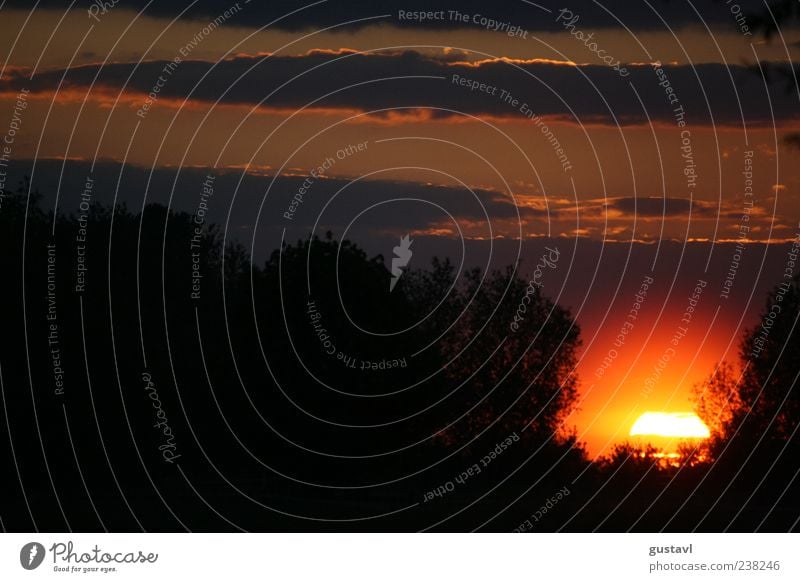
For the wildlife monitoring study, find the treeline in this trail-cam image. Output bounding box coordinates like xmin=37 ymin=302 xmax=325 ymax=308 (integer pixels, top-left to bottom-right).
xmin=0 ymin=184 xmax=797 ymax=531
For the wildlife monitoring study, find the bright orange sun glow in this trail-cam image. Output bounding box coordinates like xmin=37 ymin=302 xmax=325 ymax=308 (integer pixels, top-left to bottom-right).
xmin=629 ymin=412 xmax=710 ymax=439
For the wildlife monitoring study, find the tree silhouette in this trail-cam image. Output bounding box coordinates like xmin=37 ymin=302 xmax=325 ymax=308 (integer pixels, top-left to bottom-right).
xmin=693 ymin=274 xmax=800 ymax=453
xmin=739 ymin=275 xmax=800 ymax=442
xmin=692 ymin=361 xmax=743 ymax=457
xmin=402 ymin=259 xmax=581 ymax=448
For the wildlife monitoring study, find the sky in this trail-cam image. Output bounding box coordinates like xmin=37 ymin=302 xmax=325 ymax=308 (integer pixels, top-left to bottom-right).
xmin=1 ymin=0 xmax=798 ymax=456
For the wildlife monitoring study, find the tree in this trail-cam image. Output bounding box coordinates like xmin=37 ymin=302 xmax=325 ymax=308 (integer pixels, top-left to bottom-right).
xmin=406 ymin=260 xmax=582 ymax=447
xmin=692 ymin=274 xmax=800 ymax=453
xmin=739 ymin=274 xmax=800 ymax=442
xmin=692 ymin=361 xmax=743 ymax=456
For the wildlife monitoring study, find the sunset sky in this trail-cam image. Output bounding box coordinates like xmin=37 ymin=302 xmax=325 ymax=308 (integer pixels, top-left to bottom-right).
xmin=2 ymin=0 xmax=798 ymax=456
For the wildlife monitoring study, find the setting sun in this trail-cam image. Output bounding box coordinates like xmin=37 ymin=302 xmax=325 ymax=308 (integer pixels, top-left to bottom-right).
xmin=630 ymin=412 xmax=711 ymax=439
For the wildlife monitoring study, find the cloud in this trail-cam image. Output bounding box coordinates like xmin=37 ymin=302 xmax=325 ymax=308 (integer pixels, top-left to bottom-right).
xmin=2 ymin=158 xmax=786 ymax=252
xmin=606 ymin=196 xmax=719 ymax=217
xmin=3 ymin=49 xmax=797 ymax=126
xmin=5 ymin=0 xmax=777 ymax=32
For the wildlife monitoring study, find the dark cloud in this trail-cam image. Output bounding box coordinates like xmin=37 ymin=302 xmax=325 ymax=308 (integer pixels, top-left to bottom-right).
xmin=4 ymin=50 xmax=796 ymax=125
xmin=4 ymin=0 xmax=776 ymax=32
xmin=4 ymin=158 xmax=778 ymax=254
xmin=608 ymin=197 xmax=713 ymax=217
xmin=1 ymin=157 xmax=538 ymax=251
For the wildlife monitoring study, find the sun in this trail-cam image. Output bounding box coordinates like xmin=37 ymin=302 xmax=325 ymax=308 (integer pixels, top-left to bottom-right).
xmin=630 ymin=412 xmax=710 ymax=439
